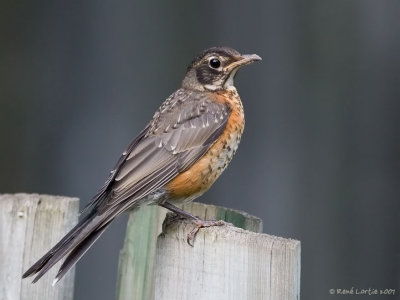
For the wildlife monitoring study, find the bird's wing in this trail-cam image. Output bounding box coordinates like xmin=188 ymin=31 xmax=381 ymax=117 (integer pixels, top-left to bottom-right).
xmin=92 ymin=89 xmax=231 ymax=215
xmin=80 ymin=125 xmax=150 ymax=213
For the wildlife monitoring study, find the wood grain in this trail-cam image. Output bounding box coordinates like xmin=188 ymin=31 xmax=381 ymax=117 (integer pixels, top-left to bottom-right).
xmin=0 ymin=193 xmax=78 ymax=300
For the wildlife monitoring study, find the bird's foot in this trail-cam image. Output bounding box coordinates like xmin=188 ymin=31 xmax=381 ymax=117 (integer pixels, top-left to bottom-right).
xmin=160 ymin=202 xmax=226 ymax=246
xmin=186 ymin=218 xmax=225 ymax=247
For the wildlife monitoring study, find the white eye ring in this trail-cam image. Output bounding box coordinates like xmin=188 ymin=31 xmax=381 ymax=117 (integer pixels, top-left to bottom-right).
xmin=208 ymin=57 xmax=221 ymax=69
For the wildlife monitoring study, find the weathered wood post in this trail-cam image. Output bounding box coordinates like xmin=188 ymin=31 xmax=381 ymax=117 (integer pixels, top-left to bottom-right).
xmin=117 ymin=202 xmax=300 ymax=300
xmin=0 ymin=194 xmax=79 ymax=300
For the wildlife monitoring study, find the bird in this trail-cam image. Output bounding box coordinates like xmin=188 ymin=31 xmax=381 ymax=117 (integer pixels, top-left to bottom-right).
xmin=22 ymin=46 xmax=261 ymax=284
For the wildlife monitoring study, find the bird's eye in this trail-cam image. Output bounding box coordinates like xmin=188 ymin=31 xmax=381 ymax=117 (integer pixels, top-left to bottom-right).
xmin=209 ymin=58 xmax=221 ymax=69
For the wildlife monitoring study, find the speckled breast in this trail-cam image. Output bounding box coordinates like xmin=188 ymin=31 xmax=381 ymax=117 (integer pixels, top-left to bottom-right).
xmin=166 ymin=89 xmax=245 ymax=202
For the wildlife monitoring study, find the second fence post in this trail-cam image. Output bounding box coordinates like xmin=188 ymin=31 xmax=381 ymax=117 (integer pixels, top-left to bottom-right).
xmin=155 ymin=216 xmax=300 ymax=300
xmin=117 ymin=202 xmax=300 ymax=300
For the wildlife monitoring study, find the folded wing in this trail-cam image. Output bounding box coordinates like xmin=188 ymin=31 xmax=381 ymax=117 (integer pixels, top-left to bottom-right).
xmin=93 ymin=89 xmax=231 ymax=216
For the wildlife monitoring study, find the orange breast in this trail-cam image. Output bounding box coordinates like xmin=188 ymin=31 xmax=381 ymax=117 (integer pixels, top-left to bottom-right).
xmin=165 ymin=89 xmax=244 ymax=202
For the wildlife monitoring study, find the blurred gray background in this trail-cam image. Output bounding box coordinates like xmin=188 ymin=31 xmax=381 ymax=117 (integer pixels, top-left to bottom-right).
xmin=1 ymin=0 xmax=399 ymax=299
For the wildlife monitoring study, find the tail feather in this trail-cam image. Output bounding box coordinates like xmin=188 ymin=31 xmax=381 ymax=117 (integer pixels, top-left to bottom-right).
xmin=22 ymin=211 xmax=109 ymax=283
xmin=53 ymin=224 xmax=109 ymax=284
xmin=22 ymin=212 xmax=94 ymax=279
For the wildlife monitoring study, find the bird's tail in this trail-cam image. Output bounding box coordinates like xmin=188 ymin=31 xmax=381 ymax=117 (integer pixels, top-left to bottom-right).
xmin=22 ymin=211 xmax=110 ymax=284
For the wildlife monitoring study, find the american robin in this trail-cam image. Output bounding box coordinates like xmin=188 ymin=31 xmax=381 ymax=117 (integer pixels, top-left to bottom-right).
xmin=23 ymin=46 xmax=261 ymax=284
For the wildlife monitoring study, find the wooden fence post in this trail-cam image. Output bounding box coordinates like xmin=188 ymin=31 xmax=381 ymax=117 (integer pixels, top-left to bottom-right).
xmin=117 ymin=202 xmax=300 ymax=300
xmin=155 ymin=215 xmax=300 ymax=300
xmin=117 ymin=205 xmax=167 ymax=300
xmin=0 ymin=193 xmax=79 ymax=300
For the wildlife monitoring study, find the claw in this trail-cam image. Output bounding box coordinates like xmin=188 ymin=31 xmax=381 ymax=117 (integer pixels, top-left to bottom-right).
xmin=161 ymin=207 xmax=226 ymax=246
xmin=186 ymin=219 xmax=225 ymax=246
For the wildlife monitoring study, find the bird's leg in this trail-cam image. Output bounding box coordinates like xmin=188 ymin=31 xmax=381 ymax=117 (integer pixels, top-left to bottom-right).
xmin=159 ymin=202 xmax=225 ymax=246
xmin=160 ymin=201 xmax=198 ymax=220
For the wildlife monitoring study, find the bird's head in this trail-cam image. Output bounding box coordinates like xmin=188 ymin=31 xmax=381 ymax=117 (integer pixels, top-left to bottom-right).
xmin=182 ymin=46 xmax=261 ymax=92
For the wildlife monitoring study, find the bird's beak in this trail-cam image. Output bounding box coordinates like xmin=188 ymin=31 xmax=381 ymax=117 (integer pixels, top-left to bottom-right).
xmin=226 ymin=54 xmax=262 ymax=72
